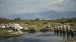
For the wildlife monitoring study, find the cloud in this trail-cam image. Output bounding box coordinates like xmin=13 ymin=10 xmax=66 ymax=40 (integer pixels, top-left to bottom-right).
xmin=0 ymin=0 xmax=76 ymax=16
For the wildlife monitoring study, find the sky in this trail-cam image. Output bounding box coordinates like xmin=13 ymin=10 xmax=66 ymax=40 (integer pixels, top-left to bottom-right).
xmin=0 ymin=0 xmax=76 ymax=18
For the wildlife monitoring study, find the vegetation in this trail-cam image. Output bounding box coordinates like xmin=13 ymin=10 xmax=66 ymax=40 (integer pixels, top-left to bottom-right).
xmin=40 ymin=28 xmax=48 ymax=32
xmin=54 ymin=17 xmax=76 ymax=23
xmin=0 ymin=17 xmax=76 ymax=26
xmin=34 ymin=18 xmax=40 ymax=21
xmin=0 ymin=17 xmax=9 ymax=24
xmin=28 ymin=28 xmax=36 ymax=33
xmin=14 ymin=17 xmax=21 ymax=20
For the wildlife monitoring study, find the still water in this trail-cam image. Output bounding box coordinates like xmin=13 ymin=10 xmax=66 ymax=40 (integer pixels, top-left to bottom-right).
xmin=0 ymin=32 xmax=76 ymax=42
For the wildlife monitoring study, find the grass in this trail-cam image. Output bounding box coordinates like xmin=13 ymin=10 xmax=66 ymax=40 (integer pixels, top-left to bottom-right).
xmin=0 ymin=29 xmax=11 ymax=37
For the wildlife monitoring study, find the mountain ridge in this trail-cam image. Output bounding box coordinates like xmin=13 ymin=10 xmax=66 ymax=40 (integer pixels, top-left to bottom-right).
xmin=5 ymin=11 xmax=76 ymax=20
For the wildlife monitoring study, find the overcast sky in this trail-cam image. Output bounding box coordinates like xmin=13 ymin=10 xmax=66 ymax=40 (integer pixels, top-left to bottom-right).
xmin=0 ymin=0 xmax=76 ymax=16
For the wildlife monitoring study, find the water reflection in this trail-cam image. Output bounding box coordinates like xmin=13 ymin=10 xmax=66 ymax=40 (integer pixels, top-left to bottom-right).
xmin=0 ymin=32 xmax=76 ymax=42
xmin=55 ymin=31 xmax=76 ymax=40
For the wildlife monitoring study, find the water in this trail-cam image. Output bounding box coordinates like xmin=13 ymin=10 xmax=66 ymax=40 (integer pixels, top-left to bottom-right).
xmin=0 ymin=32 xmax=76 ymax=42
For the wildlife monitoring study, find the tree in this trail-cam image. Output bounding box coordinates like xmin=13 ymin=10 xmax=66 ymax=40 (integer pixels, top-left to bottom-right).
xmin=34 ymin=18 xmax=40 ymax=21
xmin=14 ymin=17 xmax=21 ymax=20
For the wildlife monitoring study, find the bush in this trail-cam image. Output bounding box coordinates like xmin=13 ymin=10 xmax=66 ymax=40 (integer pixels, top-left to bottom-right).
xmin=28 ymin=28 xmax=36 ymax=33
